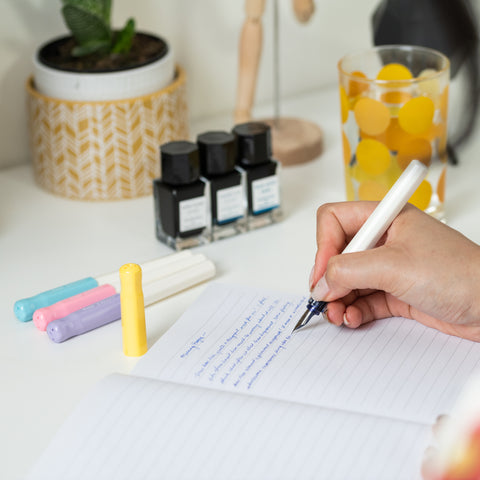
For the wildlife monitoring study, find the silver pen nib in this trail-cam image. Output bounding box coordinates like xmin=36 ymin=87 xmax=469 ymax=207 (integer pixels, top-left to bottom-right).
xmin=292 ymin=309 xmax=315 ymax=333
xmin=292 ymin=300 xmax=328 ymax=333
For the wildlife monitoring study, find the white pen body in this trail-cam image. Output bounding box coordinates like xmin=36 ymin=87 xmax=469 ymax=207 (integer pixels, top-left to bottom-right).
xmin=342 ymin=160 xmax=428 ymax=254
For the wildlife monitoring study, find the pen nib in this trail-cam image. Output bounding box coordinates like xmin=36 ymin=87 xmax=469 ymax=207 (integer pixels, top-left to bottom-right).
xmin=292 ymin=309 xmax=312 ymax=333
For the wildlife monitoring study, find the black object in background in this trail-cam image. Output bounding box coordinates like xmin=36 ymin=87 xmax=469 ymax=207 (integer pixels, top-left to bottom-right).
xmin=372 ymin=0 xmax=480 ymax=162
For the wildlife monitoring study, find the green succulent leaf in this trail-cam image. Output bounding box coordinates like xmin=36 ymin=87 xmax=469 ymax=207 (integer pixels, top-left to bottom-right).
xmin=62 ymin=4 xmax=111 ymax=47
xmin=111 ymin=18 xmax=135 ymax=54
xmin=61 ymin=0 xmax=111 ymax=25
xmin=60 ymin=0 xmax=135 ymax=57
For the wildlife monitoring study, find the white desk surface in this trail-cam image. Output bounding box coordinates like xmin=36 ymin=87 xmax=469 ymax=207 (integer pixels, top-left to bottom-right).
xmin=2 ymin=87 xmax=480 ymax=479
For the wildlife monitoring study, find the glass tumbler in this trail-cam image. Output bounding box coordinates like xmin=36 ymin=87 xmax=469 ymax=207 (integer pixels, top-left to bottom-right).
xmin=338 ymin=45 xmax=450 ymax=220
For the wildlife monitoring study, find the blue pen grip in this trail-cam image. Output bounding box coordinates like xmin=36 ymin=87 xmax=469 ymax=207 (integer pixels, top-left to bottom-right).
xmin=14 ymin=277 xmax=99 ymax=322
xmin=47 ymin=294 xmax=121 ymax=343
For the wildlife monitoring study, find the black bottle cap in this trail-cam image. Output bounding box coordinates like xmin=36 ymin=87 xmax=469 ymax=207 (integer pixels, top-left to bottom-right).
xmin=160 ymin=141 xmax=200 ymax=185
xmin=197 ymin=131 xmax=236 ymax=175
xmin=232 ymin=122 xmax=272 ymax=166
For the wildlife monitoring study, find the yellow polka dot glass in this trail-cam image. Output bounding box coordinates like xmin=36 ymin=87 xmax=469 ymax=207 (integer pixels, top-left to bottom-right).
xmin=338 ymin=45 xmax=450 ymax=220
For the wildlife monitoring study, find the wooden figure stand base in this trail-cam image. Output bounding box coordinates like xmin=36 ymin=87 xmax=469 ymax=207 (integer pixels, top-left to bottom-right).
xmin=260 ymin=117 xmax=323 ymax=165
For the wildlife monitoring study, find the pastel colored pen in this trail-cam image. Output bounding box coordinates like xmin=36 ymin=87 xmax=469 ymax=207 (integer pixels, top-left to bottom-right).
xmin=14 ymin=250 xmax=192 ymax=322
xmin=120 ymin=263 xmax=147 ymax=357
xmin=33 ymin=254 xmax=205 ymax=331
xmin=46 ymin=256 xmax=216 ymax=343
xmin=47 ymin=294 xmax=121 ymax=343
xmin=33 ymin=284 xmax=117 ymax=331
xmin=292 ymin=159 xmax=428 ymax=333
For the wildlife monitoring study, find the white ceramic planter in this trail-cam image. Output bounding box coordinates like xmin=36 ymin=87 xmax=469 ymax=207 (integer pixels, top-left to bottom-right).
xmin=33 ymin=34 xmax=175 ymax=101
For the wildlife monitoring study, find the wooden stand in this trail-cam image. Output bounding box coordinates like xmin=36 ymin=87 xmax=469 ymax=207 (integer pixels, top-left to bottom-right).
xmin=260 ymin=117 xmax=323 ymax=165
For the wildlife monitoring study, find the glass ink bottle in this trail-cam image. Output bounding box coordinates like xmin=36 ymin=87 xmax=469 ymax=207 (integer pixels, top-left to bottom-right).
xmin=153 ymin=141 xmax=210 ymax=250
xmin=197 ymin=131 xmax=246 ymax=241
xmin=232 ymin=122 xmax=282 ymax=230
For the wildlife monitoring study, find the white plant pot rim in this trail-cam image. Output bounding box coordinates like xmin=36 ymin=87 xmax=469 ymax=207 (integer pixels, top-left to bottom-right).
xmin=33 ymin=36 xmax=175 ymax=102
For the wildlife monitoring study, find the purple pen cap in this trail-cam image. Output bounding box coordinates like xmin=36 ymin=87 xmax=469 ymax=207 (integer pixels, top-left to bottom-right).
xmin=47 ymin=294 xmax=121 ymax=343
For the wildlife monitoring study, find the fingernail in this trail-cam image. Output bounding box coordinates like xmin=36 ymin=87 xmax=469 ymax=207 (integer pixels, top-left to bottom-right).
xmin=343 ymin=313 xmax=350 ymax=326
xmin=308 ymin=266 xmax=315 ymax=290
xmin=312 ymin=276 xmax=329 ymax=301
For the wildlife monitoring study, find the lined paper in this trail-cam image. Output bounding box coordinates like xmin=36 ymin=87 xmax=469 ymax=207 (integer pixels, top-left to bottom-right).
xmin=134 ymin=283 xmax=480 ymax=424
xmin=28 ymin=373 xmax=428 ymax=480
xmin=29 ymin=283 xmax=480 ymax=480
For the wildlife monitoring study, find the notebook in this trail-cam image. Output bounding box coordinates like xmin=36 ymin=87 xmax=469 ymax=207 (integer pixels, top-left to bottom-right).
xmin=28 ymin=283 xmax=480 ymax=480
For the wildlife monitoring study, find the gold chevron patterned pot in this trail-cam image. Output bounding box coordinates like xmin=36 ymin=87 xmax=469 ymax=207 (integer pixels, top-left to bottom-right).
xmin=26 ymin=65 xmax=188 ymax=200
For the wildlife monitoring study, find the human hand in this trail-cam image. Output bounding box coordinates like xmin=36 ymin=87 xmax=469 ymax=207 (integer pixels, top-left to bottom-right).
xmin=310 ymin=201 xmax=480 ymax=342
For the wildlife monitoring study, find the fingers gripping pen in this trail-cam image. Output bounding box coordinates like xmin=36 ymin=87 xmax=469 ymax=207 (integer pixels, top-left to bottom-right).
xmin=292 ymin=159 xmax=428 ymax=332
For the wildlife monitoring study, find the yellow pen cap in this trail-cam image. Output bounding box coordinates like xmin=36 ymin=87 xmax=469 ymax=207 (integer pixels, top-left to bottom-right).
xmin=120 ymin=263 xmax=147 ymax=357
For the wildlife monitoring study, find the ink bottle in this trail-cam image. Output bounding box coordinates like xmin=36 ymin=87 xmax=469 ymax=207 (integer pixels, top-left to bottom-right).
xmin=197 ymin=131 xmax=246 ymax=241
xmin=232 ymin=122 xmax=281 ymax=229
xmin=153 ymin=141 xmax=210 ymax=250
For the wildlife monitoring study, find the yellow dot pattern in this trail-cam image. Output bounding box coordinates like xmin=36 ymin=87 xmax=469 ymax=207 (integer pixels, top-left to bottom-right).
xmin=381 ymin=90 xmax=412 ymax=106
xmin=354 ymin=98 xmax=391 ymax=136
xmin=398 ymin=96 xmax=435 ymax=135
xmin=397 ymin=138 xmax=432 ymax=170
xmin=348 ymin=70 xmax=369 ymax=97
xmin=384 ymin=118 xmax=414 ymax=151
xmin=358 ymin=180 xmax=389 ymax=201
xmin=339 ymin=61 xmax=449 ymax=215
xmin=418 ymin=69 xmax=440 ymax=97
xmin=356 ymin=139 xmax=391 ymax=176
xmin=377 ymin=63 xmax=413 ymax=81
xmin=409 ymin=180 xmax=432 ymax=210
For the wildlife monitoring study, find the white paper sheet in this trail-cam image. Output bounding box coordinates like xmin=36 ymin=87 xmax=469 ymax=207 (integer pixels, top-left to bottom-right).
xmin=134 ymin=283 xmax=480 ymax=424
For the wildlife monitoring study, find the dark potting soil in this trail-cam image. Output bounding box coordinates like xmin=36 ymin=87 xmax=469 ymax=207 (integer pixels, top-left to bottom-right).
xmin=38 ymin=33 xmax=168 ymax=73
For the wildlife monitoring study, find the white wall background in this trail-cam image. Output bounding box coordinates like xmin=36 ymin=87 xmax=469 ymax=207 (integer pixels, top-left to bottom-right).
xmin=0 ymin=0 xmax=476 ymax=169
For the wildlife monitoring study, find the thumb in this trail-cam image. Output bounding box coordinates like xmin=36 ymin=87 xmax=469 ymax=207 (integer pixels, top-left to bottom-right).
xmin=312 ymin=246 xmax=401 ymax=302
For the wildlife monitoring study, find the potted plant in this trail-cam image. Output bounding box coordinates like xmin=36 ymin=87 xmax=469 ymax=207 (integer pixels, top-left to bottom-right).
xmin=26 ymin=0 xmax=189 ymax=200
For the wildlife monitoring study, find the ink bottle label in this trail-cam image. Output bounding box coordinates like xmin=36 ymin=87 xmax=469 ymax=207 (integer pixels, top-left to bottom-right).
xmin=251 ymin=174 xmax=280 ymax=214
xmin=216 ymin=184 xmax=244 ymax=224
xmin=179 ymin=196 xmax=208 ymax=233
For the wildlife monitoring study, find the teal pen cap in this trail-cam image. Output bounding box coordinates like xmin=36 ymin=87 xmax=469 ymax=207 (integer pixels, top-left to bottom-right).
xmin=14 ymin=277 xmax=99 ymax=322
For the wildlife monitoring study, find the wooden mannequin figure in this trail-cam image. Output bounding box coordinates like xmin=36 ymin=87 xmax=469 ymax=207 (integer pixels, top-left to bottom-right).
xmin=234 ymin=0 xmax=323 ymax=165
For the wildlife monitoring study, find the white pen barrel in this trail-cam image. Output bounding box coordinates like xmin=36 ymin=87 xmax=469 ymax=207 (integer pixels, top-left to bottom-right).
xmin=96 ymin=251 xmax=193 ymax=287
xmin=97 ymin=252 xmax=198 ymax=291
xmin=343 ymin=160 xmax=428 ymax=254
xmin=143 ymin=259 xmax=216 ymax=306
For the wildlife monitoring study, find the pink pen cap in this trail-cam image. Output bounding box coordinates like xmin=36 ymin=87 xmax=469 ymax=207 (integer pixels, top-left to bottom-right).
xmin=33 ymin=284 xmax=116 ymax=331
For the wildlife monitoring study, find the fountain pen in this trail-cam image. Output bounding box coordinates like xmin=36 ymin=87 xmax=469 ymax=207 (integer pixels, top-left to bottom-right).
xmin=292 ymin=159 xmax=428 ymax=333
